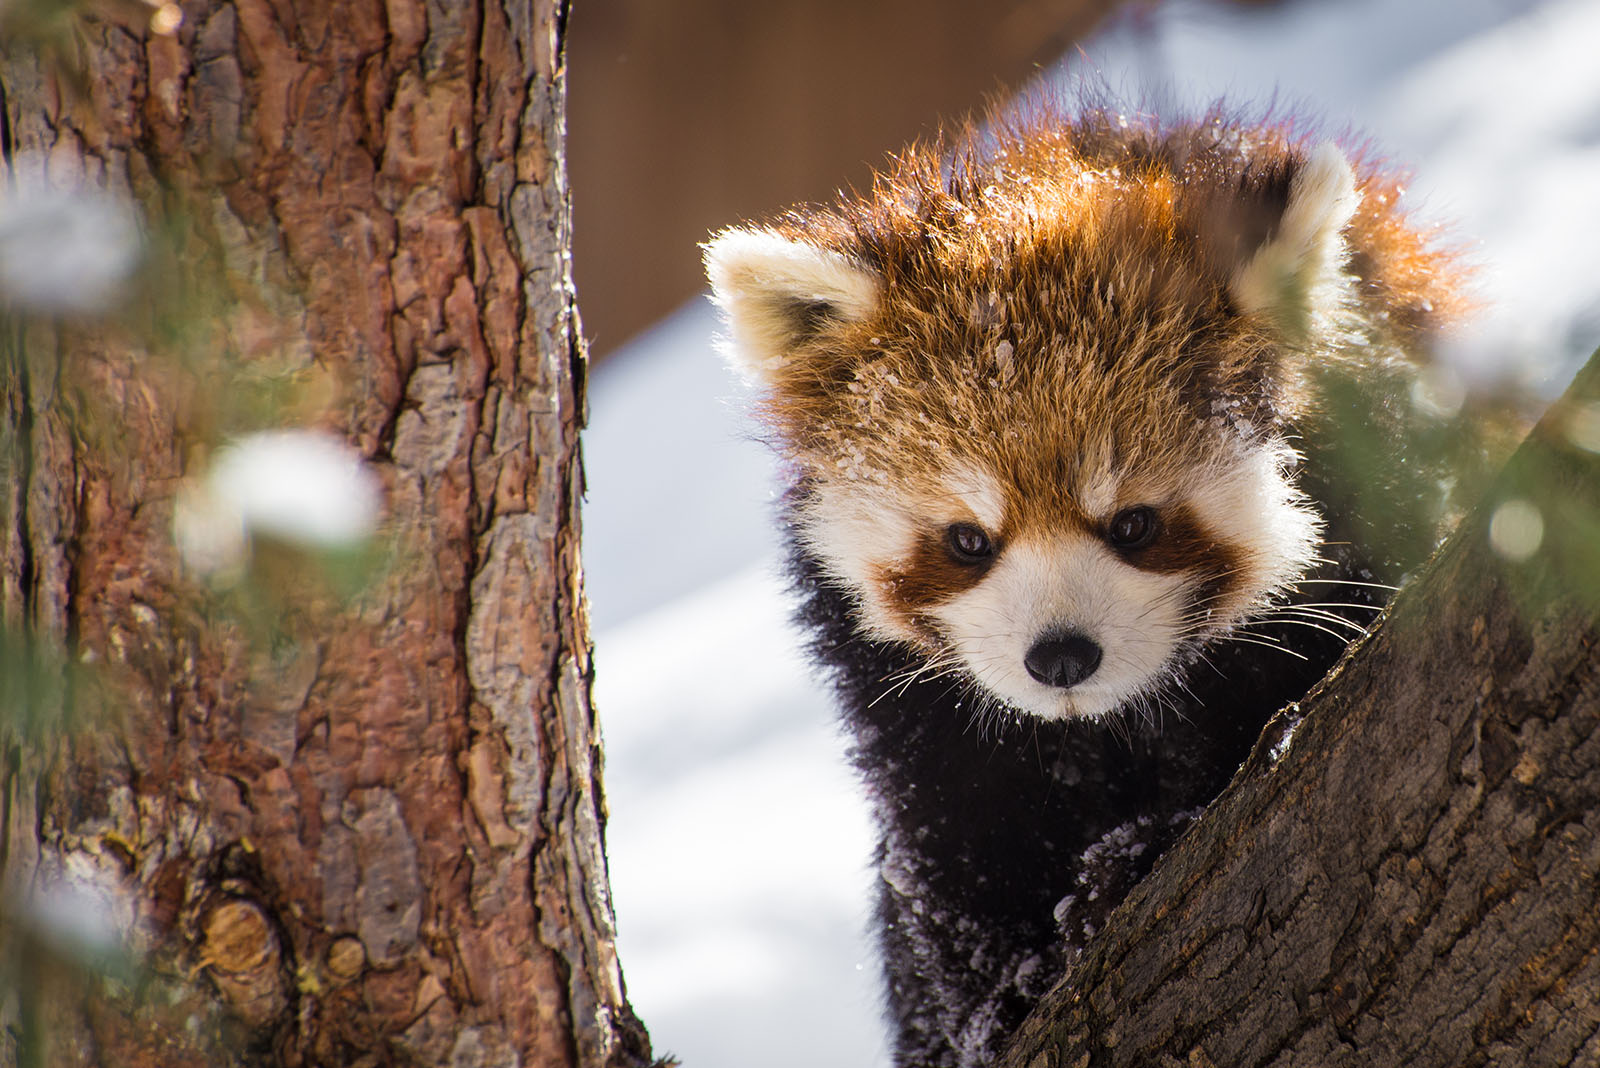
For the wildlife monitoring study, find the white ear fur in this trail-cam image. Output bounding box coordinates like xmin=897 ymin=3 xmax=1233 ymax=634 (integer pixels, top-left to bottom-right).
xmin=1230 ymin=142 xmax=1360 ymax=340
xmin=703 ymin=227 xmax=880 ymax=383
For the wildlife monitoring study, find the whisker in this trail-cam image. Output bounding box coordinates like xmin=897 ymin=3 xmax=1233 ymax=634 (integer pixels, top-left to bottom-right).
xmin=872 ymin=650 xmax=968 ymax=707
xmin=1264 ymin=608 xmax=1371 ymax=635
xmin=1289 ymin=578 xmax=1401 ymax=592
xmin=1250 ymin=617 xmax=1354 ymax=643
xmin=1214 ymin=633 xmax=1311 ymax=661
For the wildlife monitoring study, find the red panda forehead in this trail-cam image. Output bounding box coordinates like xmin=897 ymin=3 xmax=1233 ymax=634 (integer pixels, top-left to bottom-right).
xmin=825 ymin=216 xmax=1270 ymax=429
xmin=813 ymin=390 xmax=1236 ymax=526
xmin=787 ymin=324 xmax=1257 ymax=481
xmin=990 ymin=432 xmax=1230 ymax=532
xmin=856 ymin=173 xmax=1226 ymax=326
xmin=761 ymin=150 xmax=1294 ymax=486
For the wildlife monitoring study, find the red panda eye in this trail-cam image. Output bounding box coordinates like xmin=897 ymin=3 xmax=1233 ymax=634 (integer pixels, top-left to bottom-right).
xmin=1108 ymin=506 xmax=1158 ymax=549
xmin=946 ymin=523 xmax=994 ymax=562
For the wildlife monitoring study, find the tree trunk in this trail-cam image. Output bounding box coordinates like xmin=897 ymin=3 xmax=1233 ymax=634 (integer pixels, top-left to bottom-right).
xmin=997 ymin=350 xmax=1600 ymax=1067
xmin=0 ymin=2 xmax=655 ymax=1066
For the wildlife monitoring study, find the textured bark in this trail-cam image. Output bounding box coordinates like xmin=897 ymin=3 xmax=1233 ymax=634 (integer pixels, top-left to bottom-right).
xmin=1 ymin=3 xmax=653 ymax=1067
xmin=997 ymin=352 xmax=1600 ymax=1067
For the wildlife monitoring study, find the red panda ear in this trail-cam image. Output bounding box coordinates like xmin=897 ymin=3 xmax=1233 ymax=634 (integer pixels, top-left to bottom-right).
xmin=703 ymin=227 xmax=881 ymax=385
xmin=1228 ymin=143 xmax=1360 ymax=344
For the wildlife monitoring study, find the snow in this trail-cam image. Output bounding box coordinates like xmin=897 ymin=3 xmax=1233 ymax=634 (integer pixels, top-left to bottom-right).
xmin=173 ymin=429 xmax=384 ymax=576
xmin=585 ymin=302 xmax=888 ymax=1066
xmin=584 ymin=2 xmax=1600 ymax=1066
xmin=582 ymin=301 xmax=779 ymax=630
xmin=0 ymin=153 xmax=142 ymax=316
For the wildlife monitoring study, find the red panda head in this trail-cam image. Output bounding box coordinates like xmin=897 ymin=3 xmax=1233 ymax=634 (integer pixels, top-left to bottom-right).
xmin=705 ymin=110 xmax=1449 ymax=720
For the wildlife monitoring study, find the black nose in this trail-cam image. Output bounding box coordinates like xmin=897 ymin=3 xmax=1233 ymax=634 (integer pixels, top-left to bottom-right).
xmin=1024 ymin=633 xmax=1102 ymax=689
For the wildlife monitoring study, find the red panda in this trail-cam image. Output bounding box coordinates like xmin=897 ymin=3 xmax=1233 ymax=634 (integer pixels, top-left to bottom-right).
xmin=703 ymin=102 xmax=1464 ymax=1068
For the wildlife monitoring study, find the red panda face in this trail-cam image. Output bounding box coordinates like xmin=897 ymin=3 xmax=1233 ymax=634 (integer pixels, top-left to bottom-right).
xmin=706 ymin=121 xmax=1381 ymax=720
xmin=792 ymin=421 xmax=1321 ymax=719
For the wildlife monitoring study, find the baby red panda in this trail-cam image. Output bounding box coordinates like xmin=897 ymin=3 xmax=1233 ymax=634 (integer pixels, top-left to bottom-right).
xmin=704 ymin=102 xmax=1462 ymax=1068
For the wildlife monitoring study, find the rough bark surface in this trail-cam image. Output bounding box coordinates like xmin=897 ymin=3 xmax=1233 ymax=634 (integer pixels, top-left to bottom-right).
xmin=0 ymin=3 xmax=653 ymax=1066
xmin=996 ymin=353 xmax=1600 ymax=1067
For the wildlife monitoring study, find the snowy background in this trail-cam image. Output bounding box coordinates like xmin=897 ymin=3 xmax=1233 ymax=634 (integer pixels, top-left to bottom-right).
xmin=583 ymin=0 xmax=1600 ymax=1065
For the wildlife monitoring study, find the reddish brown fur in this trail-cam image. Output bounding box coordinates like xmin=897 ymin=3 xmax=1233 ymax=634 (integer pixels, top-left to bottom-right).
xmin=1346 ymin=160 xmax=1477 ymax=344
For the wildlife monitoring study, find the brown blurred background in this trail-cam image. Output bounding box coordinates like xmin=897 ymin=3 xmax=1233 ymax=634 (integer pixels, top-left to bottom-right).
xmin=567 ymin=0 xmax=1152 ymax=361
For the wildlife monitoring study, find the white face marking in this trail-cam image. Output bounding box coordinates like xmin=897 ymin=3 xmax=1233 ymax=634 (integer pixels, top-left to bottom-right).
xmin=1077 ymin=466 xmax=1120 ymax=518
xmin=932 ymin=536 xmax=1189 ymax=720
xmin=1186 ymin=439 xmax=1323 ymax=621
xmin=947 ymin=464 xmax=1006 ymax=534
xmin=798 ymin=479 xmax=923 ymax=643
xmin=798 ymin=439 xmax=1323 ymax=720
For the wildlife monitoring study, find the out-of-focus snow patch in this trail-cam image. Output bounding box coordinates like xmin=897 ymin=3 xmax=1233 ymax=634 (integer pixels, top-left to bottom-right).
xmin=1074 ymin=0 xmax=1517 ymax=122
xmin=143 ymin=0 xmax=184 ymax=35
xmin=22 ymin=850 xmax=139 ymax=959
xmin=1380 ymin=0 xmax=1600 ymax=387
xmin=607 ymin=727 xmax=871 ymax=1001
xmin=0 ymin=154 xmax=143 ymax=315
xmin=596 ymin=563 xmax=886 ymax=1068
xmin=582 ymin=298 xmax=780 ymax=631
xmin=174 ymin=429 xmax=383 ymax=575
xmin=598 ymin=562 xmax=818 ymax=776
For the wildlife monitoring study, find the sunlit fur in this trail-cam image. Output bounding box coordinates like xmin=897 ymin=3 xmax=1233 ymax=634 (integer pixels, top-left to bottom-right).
xmin=705 ymin=104 xmax=1463 ymax=722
